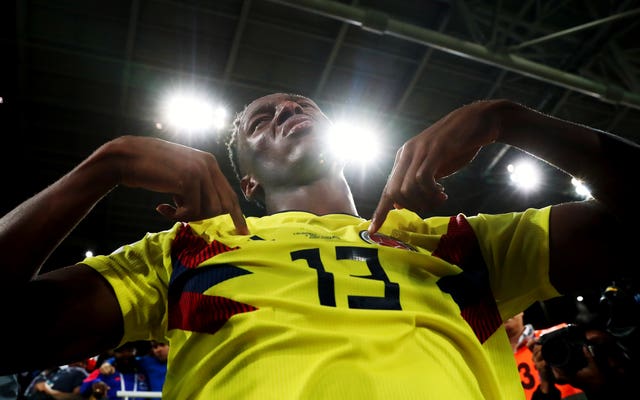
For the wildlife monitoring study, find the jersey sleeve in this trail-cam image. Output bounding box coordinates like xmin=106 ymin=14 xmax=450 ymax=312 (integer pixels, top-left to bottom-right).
xmin=467 ymin=206 xmax=560 ymax=319
xmin=81 ymin=224 xmax=180 ymax=345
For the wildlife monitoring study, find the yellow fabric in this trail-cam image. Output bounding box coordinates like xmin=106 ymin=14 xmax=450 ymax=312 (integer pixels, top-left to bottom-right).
xmin=83 ymin=207 xmax=556 ymax=399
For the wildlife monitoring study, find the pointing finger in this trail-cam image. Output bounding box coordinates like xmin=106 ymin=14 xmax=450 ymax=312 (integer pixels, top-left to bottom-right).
xmin=229 ymin=204 xmax=249 ymax=235
xmin=369 ymin=194 xmax=394 ymax=234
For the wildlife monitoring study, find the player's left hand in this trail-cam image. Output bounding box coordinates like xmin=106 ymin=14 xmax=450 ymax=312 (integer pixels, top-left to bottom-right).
xmin=369 ymin=100 xmax=501 ymax=233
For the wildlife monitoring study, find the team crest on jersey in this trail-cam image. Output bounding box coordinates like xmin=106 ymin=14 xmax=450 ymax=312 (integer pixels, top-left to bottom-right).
xmin=359 ymin=230 xmax=417 ymax=251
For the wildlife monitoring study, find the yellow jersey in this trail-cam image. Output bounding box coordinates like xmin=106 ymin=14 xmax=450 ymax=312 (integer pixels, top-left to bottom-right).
xmin=83 ymin=208 xmax=559 ymax=399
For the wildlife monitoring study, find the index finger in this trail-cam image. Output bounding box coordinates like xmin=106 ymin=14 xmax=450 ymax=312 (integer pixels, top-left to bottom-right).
xmin=205 ymin=163 xmax=249 ymax=235
xmin=369 ymin=194 xmax=394 ymax=234
xmin=229 ymin=203 xmax=249 ymax=235
xmin=215 ymin=172 xmax=249 ymax=235
xmin=369 ymin=146 xmax=409 ymax=233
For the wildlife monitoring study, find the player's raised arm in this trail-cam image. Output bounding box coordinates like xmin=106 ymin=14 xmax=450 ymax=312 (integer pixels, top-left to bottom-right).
xmin=0 ymin=135 xmax=247 ymax=286
xmin=370 ymin=99 xmax=638 ymax=232
xmin=0 ymin=135 xmax=248 ymax=373
xmin=370 ymin=100 xmax=501 ymax=233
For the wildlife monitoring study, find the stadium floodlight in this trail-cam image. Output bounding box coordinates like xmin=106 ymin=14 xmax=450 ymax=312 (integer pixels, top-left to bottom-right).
xmin=507 ymin=160 xmax=541 ymax=191
xmin=326 ymin=120 xmax=381 ymax=166
xmin=571 ymin=177 xmax=592 ymax=199
xmin=161 ymin=92 xmax=228 ymax=134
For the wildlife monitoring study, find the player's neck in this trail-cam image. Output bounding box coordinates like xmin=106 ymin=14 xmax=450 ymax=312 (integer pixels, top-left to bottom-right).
xmin=265 ymin=175 xmax=359 ymax=216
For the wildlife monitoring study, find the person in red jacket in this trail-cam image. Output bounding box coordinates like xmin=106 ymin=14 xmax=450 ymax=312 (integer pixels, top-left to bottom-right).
xmin=505 ymin=312 xmax=584 ymax=399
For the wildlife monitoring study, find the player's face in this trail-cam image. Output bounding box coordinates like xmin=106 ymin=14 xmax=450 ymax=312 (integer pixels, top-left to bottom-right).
xmin=237 ymin=93 xmax=335 ymax=186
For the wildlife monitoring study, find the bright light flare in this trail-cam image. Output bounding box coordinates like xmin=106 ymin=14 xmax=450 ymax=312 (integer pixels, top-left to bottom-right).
xmin=326 ymin=121 xmax=381 ymax=165
xmin=163 ymin=93 xmax=228 ymax=133
xmin=571 ymin=177 xmax=592 ymax=199
xmin=507 ymin=160 xmax=540 ymax=191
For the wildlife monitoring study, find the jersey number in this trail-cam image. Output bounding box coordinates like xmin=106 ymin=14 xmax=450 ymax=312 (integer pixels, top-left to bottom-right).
xmin=290 ymin=247 xmax=401 ymax=310
xmin=518 ymin=361 xmax=536 ymax=390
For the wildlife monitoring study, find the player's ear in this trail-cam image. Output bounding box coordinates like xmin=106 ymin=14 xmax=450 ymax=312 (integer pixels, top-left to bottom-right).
xmin=240 ymin=175 xmax=263 ymax=201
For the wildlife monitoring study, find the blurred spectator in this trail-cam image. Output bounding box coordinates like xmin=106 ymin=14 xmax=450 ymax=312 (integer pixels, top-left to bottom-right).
xmin=530 ymin=282 xmax=640 ymax=399
xmin=80 ymin=343 xmax=148 ymax=400
xmin=0 ymin=374 xmax=19 ymax=400
xmin=83 ymin=358 xmax=97 ymax=375
xmin=92 ymin=351 xmax=114 ymax=375
xmin=23 ymin=360 xmax=88 ymax=400
xmin=101 ymin=341 xmax=168 ymax=393
xmin=504 ymin=312 xmax=584 ymax=399
xmin=138 ymin=342 xmax=168 ymax=392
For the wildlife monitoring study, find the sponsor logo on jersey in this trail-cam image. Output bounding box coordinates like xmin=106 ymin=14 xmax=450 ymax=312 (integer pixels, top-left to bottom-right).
xmin=359 ymin=230 xmax=417 ymax=251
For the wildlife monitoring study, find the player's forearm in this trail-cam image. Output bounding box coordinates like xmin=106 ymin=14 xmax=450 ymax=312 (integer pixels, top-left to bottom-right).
xmin=495 ymin=100 xmax=639 ymax=217
xmin=0 ymin=139 xmax=123 ymax=285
